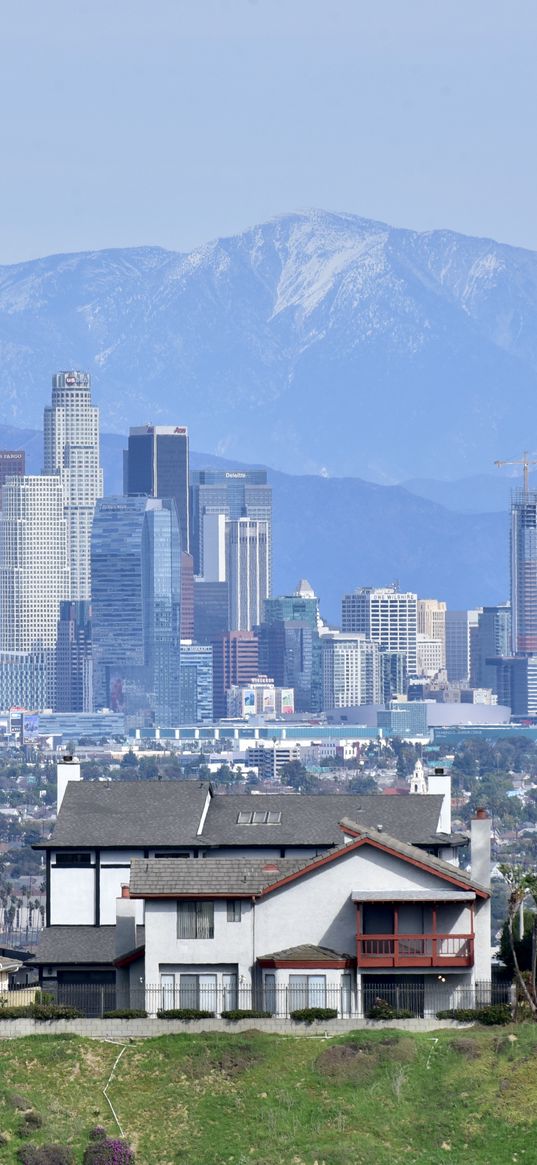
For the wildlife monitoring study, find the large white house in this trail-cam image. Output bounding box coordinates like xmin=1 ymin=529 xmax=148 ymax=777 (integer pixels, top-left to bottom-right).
xmin=32 ymin=761 xmax=491 ymax=1016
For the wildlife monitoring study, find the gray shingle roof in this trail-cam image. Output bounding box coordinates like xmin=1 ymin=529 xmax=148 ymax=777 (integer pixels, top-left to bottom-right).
xmin=129 ymin=857 xmax=308 ymax=897
xmin=39 ymin=780 xmax=453 ymax=851
xmin=201 ymin=791 xmax=447 ymax=847
xmin=258 ymin=944 xmax=353 ymax=962
xmin=39 ymin=780 xmax=211 ymax=848
xmin=30 ymin=926 xmax=144 ymax=966
xmin=130 ymin=820 xmax=487 ymax=900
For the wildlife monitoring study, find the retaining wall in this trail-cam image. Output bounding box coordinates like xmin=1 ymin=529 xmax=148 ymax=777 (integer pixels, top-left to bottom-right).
xmin=0 ymin=1017 xmax=472 ymax=1040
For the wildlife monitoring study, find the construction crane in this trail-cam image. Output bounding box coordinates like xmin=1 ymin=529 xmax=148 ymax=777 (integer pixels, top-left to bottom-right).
xmin=494 ymin=450 xmax=537 ymax=495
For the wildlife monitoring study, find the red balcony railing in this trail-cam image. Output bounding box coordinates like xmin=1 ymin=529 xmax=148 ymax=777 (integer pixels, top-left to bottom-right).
xmin=357 ymin=933 xmax=474 ymax=968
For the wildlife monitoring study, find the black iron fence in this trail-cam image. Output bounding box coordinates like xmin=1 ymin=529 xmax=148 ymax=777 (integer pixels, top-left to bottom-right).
xmin=0 ymin=980 xmax=514 ymax=1020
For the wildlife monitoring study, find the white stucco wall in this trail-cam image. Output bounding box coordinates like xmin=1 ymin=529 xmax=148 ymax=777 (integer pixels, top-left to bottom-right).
xmin=141 ymin=844 xmax=484 ymax=988
xmin=143 ymin=898 xmax=254 ymax=985
xmin=50 ymin=867 xmax=95 ymax=925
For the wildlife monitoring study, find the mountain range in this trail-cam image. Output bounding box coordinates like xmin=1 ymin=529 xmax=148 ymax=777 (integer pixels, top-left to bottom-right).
xmin=1 ymin=209 xmax=537 ymax=481
xmin=1 ymin=424 xmax=508 ymax=622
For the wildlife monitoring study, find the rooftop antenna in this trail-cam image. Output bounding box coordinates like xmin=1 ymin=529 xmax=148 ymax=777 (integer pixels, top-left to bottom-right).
xmin=495 ymin=450 xmax=537 ymax=496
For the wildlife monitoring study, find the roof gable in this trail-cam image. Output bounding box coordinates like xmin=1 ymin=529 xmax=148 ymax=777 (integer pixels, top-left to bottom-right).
xmin=257 ymin=823 xmax=489 ymax=899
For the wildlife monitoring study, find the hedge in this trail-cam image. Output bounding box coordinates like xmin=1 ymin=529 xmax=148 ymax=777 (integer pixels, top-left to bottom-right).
xmin=367 ymin=1001 xmax=414 ymax=1020
xmin=436 ymin=1004 xmax=512 ymax=1025
xmin=289 ymin=1007 xmax=338 ymax=1023
xmin=156 ymin=1008 xmax=215 ymax=1020
xmin=102 ymin=1009 xmax=147 ymax=1019
xmin=220 ymin=1009 xmax=272 ymax=1021
xmin=0 ymin=1003 xmax=82 ymax=1021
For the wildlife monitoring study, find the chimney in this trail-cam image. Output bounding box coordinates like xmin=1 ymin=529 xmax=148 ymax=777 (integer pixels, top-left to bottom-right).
xmin=115 ymin=888 xmax=137 ymax=959
xmin=56 ymin=755 xmax=82 ymax=814
xmin=427 ymin=768 xmax=452 ymax=834
xmin=470 ymin=808 xmax=491 ymax=888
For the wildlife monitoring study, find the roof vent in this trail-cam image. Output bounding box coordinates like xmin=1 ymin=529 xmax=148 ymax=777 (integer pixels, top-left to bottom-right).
xmin=376 ymin=824 xmax=383 ymax=832
xmin=262 ymin=863 xmax=280 ymax=874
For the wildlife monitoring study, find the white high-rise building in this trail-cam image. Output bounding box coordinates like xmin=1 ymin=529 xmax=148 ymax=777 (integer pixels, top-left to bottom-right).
xmin=416 ymin=633 xmax=444 ymax=678
xmin=0 ymin=476 xmax=70 ymax=707
xmin=44 ymin=371 xmax=103 ymax=600
xmin=226 ymin=518 xmax=270 ymax=631
xmin=321 ymin=632 xmax=381 ymax=709
xmin=417 ymin=598 xmax=446 ymax=668
xmin=341 ymin=585 xmax=418 ymax=676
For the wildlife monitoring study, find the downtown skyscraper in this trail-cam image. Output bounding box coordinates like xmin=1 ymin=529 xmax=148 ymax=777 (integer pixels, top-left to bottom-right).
xmin=510 ymin=487 xmax=537 ymax=654
xmin=0 ymin=476 xmax=70 ymax=708
xmin=91 ymin=496 xmax=181 ymax=725
xmin=44 ymin=370 xmax=103 ymax=600
xmin=124 ymin=425 xmax=190 ymax=551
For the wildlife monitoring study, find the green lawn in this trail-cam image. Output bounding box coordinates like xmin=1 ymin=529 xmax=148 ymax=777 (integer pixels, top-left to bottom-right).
xmin=1 ymin=1027 xmax=537 ymax=1164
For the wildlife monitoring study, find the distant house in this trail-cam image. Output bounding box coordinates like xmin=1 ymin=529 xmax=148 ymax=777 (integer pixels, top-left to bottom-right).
xmin=124 ymin=815 xmax=490 ymax=1017
xmin=0 ymin=956 xmax=21 ymax=992
xmin=31 ymin=768 xmax=490 ymax=1015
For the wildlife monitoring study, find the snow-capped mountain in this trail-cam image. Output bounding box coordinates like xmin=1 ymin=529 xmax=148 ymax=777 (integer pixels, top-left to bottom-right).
xmin=1 ymin=209 xmax=536 ymax=480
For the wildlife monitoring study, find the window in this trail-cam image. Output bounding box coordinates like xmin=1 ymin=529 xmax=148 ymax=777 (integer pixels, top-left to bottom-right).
xmin=179 ymin=973 xmax=217 ymax=1009
xmin=154 ymin=852 xmax=190 ymax=859
xmin=227 ymin=900 xmax=242 ymax=923
xmin=235 ymin=811 xmax=282 ymax=825
xmin=288 ymin=975 xmax=326 ymax=1009
xmin=55 ymin=852 xmax=92 ymax=867
xmin=177 ymin=901 xmax=214 ymax=939
xmin=161 ymin=972 xmax=217 ymax=1010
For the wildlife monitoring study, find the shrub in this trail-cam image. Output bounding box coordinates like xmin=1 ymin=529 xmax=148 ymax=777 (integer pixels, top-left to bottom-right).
xmin=156 ymin=1008 xmax=214 ymax=1020
xmin=0 ymin=1002 xmax=82 ymax=1021
xmin=83 ymin=1137 xmax=135 ymax=1164
xmin=88 ymin=1128 xmax=107 ymax=1141
xmin=31 ymin=1003 xmax=82 ymax=1021
xmin=367 ymin=999 xmax=413 ymax=1020
xmin=220 ymin=1009 xmax=272 ymax=1021
xmin=18 ymin=1146 xmax=74 ymax=1165
xmin=102 ymin=1010 xmax=147 ymax=1019
xmin=289 ymin=1007 xmax=338 ymax=1023
xmin=18 ymin=1111 xmax=44 ymax=1138
xmin=436 ymin=1004 xmax=512 ymax=1025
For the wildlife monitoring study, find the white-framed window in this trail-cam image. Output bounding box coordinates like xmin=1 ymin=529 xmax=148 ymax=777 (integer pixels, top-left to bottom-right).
xmin=288 ymin=975 xmax=326 ymax=1009
xmin=177 ymin=901 xmax=214 ymax=939
xmin=227 ymin=900 xmax=242 ymax=922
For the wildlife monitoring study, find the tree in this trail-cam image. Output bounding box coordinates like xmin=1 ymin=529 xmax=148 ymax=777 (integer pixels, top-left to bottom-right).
xmin=499 ymin=863 xmax=537 ymax=1016
xmin=120 ymin=751 xmax=138 ymax=768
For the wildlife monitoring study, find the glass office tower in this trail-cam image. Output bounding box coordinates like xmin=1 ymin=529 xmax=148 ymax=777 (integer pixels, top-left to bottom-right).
xmin=190 ymin=468 xmax=272 ymax=578
xmin=511 ymin=489 xmax=537 ymax=654
xmin=44 ymin=371 xmax=103 ymax=601
xmin=125 ymin=425 xmax=190 ymax=552
xmin=91 ymin=496 xmax=181 ymax=724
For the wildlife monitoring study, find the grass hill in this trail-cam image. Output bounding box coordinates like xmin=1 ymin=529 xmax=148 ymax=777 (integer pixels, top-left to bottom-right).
xmin=1 ymin=1027 xmax=537 ymax=1164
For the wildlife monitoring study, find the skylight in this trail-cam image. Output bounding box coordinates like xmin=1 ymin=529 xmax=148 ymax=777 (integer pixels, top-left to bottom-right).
xmin=236 ymin=811 xmax=282 ymax=825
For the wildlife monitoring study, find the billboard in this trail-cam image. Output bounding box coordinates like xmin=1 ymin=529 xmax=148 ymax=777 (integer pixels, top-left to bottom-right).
xmin=242 ymin=689 xmax=256 ymax=715
xmin=280 ymin=689 xmax=294 ymax=715
xmin=108 ymin=672 xmax=126 ymax=713
xmin=22 ymin=712 xmax=40 ymax=740
xmin=262 ymin=688 xmax=276 ymax=714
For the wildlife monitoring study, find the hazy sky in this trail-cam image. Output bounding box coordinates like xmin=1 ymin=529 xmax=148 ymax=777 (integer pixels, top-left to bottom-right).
xmin=1 ymin=0 xmax=536 ymax=263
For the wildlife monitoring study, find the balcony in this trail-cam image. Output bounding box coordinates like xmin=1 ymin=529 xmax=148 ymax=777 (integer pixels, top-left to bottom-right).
xmin=357 ymin=933 xmax=474 ymax=969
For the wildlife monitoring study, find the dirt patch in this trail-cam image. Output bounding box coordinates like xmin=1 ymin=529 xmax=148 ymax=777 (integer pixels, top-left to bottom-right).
xmin=213 ymin=1043 xmax=262 ymax=1076
xmin=451 ymin=1038 xmax=481 ymax=1060
xmin=7 ymin=1093 xmax=32 ymax=1110
xmin=316 ymin=1043 xmax=380 ymax=1081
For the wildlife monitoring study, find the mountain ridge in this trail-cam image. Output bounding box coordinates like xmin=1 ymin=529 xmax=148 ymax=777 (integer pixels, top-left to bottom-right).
xmin=1 ymin=209 xmax=537 ymax=480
